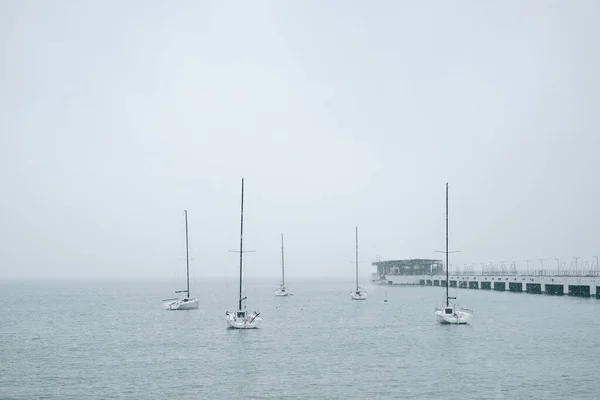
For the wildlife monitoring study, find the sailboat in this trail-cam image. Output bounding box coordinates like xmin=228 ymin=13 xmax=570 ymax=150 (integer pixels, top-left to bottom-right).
xmin=350 ymin=226 xmax=368 ymax=300
xmin=225 ymin=178 xmax=262 ymax=329
xmin=162 ymin=210 xmax=199 ymax=310
xmin=275 ymin=233 xmax=292 ymax=296
xmin=434 ymin=183 xmax=473 ymax=324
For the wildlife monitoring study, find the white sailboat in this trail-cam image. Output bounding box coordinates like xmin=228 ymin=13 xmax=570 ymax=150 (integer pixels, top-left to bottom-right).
xmin=275 ymin=233 xmax=292 ymax=296
xmin=162 ymin=210 xmax=199 ymax=310
xmin=225 ymin=178 xmax=262 ymax=329
xmin=434 ymin=183 xmax=473 ymax=324
xmin=350 ymin=226 xmax=368 ymax=300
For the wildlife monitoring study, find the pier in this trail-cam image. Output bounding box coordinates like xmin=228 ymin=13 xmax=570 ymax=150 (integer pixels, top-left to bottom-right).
xmin=420 ymin=274 xmax=599 ymax=298
xmin=372 ymin=259 xmax=600 ymax=298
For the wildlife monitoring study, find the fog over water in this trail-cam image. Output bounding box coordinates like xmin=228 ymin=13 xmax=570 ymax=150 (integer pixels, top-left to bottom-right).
xmin=1 ymin=1 xmax=599 ymax=280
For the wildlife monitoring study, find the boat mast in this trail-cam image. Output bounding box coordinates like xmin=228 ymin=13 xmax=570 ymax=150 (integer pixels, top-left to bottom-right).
xmin=445 ymin=182 xmax=449 ymax=307
xmin=355 ymin=226 xmax=359 ymax=291
xmin=238 ymin=178 xmax=245 ymax=311
xmin=281 ymin=233 xmax=285 ymax=287
xmin=185 ymin=209 xmax=190 ymax=299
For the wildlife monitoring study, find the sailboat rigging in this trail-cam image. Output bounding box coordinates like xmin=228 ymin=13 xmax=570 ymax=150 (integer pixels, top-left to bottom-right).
xmin=162 ymin=210 xmax=199 ymax=310
xmin=226 ymin=178 xmax=262 ymax=329
xmin=434 ymin=183 xmax=473 ymax=324
xmin=350 ymin=226 xmax=367 ymax=300
xmin=275 ymin=233 xmax=292 ymax=296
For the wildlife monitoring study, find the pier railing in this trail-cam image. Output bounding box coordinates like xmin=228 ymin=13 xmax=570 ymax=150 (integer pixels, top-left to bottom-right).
xmin=447 ymin=269 xmax=600 ymax=278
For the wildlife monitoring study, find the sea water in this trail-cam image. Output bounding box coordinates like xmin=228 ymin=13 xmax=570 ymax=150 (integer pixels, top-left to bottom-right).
xmin=0 ymin=278 xmax=598 ymax=399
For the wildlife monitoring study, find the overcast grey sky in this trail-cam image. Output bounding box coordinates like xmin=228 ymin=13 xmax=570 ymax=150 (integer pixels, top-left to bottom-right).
xmin=1 ymin=1 xmax=599 ymax=280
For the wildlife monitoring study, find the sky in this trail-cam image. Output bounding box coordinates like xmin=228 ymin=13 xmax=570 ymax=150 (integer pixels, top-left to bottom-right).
xmin=1 ymin=1 xmax=599 ymax=280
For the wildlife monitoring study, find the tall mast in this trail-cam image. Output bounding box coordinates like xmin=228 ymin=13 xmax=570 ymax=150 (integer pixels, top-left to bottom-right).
xmin=355 ymin=226 xmax=359 ymax=291
xmin=281 ymin=233 xmax=285 ymax=287
xmin=238 ymin=178 xmax=244 ymax=311
xmin=445 ymin=182 xmax=449 ymax=307
xmin=185 ymin=209 xmax=190 ymax=298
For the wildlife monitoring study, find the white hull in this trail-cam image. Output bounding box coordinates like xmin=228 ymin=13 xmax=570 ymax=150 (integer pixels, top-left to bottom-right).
xmin=226 ymin=310 xmax=262 ymax=329
xmin=435 ymin=306 xmax=472 ymax=324
xmin=274 ymin=285 xmax=292 ymax=296
xmin=350 ymin=291 xmax=368 ymax=300
xmin=163 ymin=298 xmax=199 ymax=310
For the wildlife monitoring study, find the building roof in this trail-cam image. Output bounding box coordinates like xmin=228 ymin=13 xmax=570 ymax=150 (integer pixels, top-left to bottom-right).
xmin=372 ymin=259 xmax=442 ymax=266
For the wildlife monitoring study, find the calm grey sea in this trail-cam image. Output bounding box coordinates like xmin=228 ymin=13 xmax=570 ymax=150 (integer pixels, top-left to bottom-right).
xmin=0 ymin=278 xmax=598 ymax=399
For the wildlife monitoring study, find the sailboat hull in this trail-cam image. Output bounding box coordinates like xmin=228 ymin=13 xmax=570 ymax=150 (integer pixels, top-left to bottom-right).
xmin=226 ymin=311 xmax=262 ymax=329
xmin=275 ymin=285 xmax=292 ymax=296
xmin=350 ymin=291 xmax=368 ymax=300
xmin=163 ymin=298 xmax=199 ymax=310
xmin=434 ymin=307 xmax=472 ymax=324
